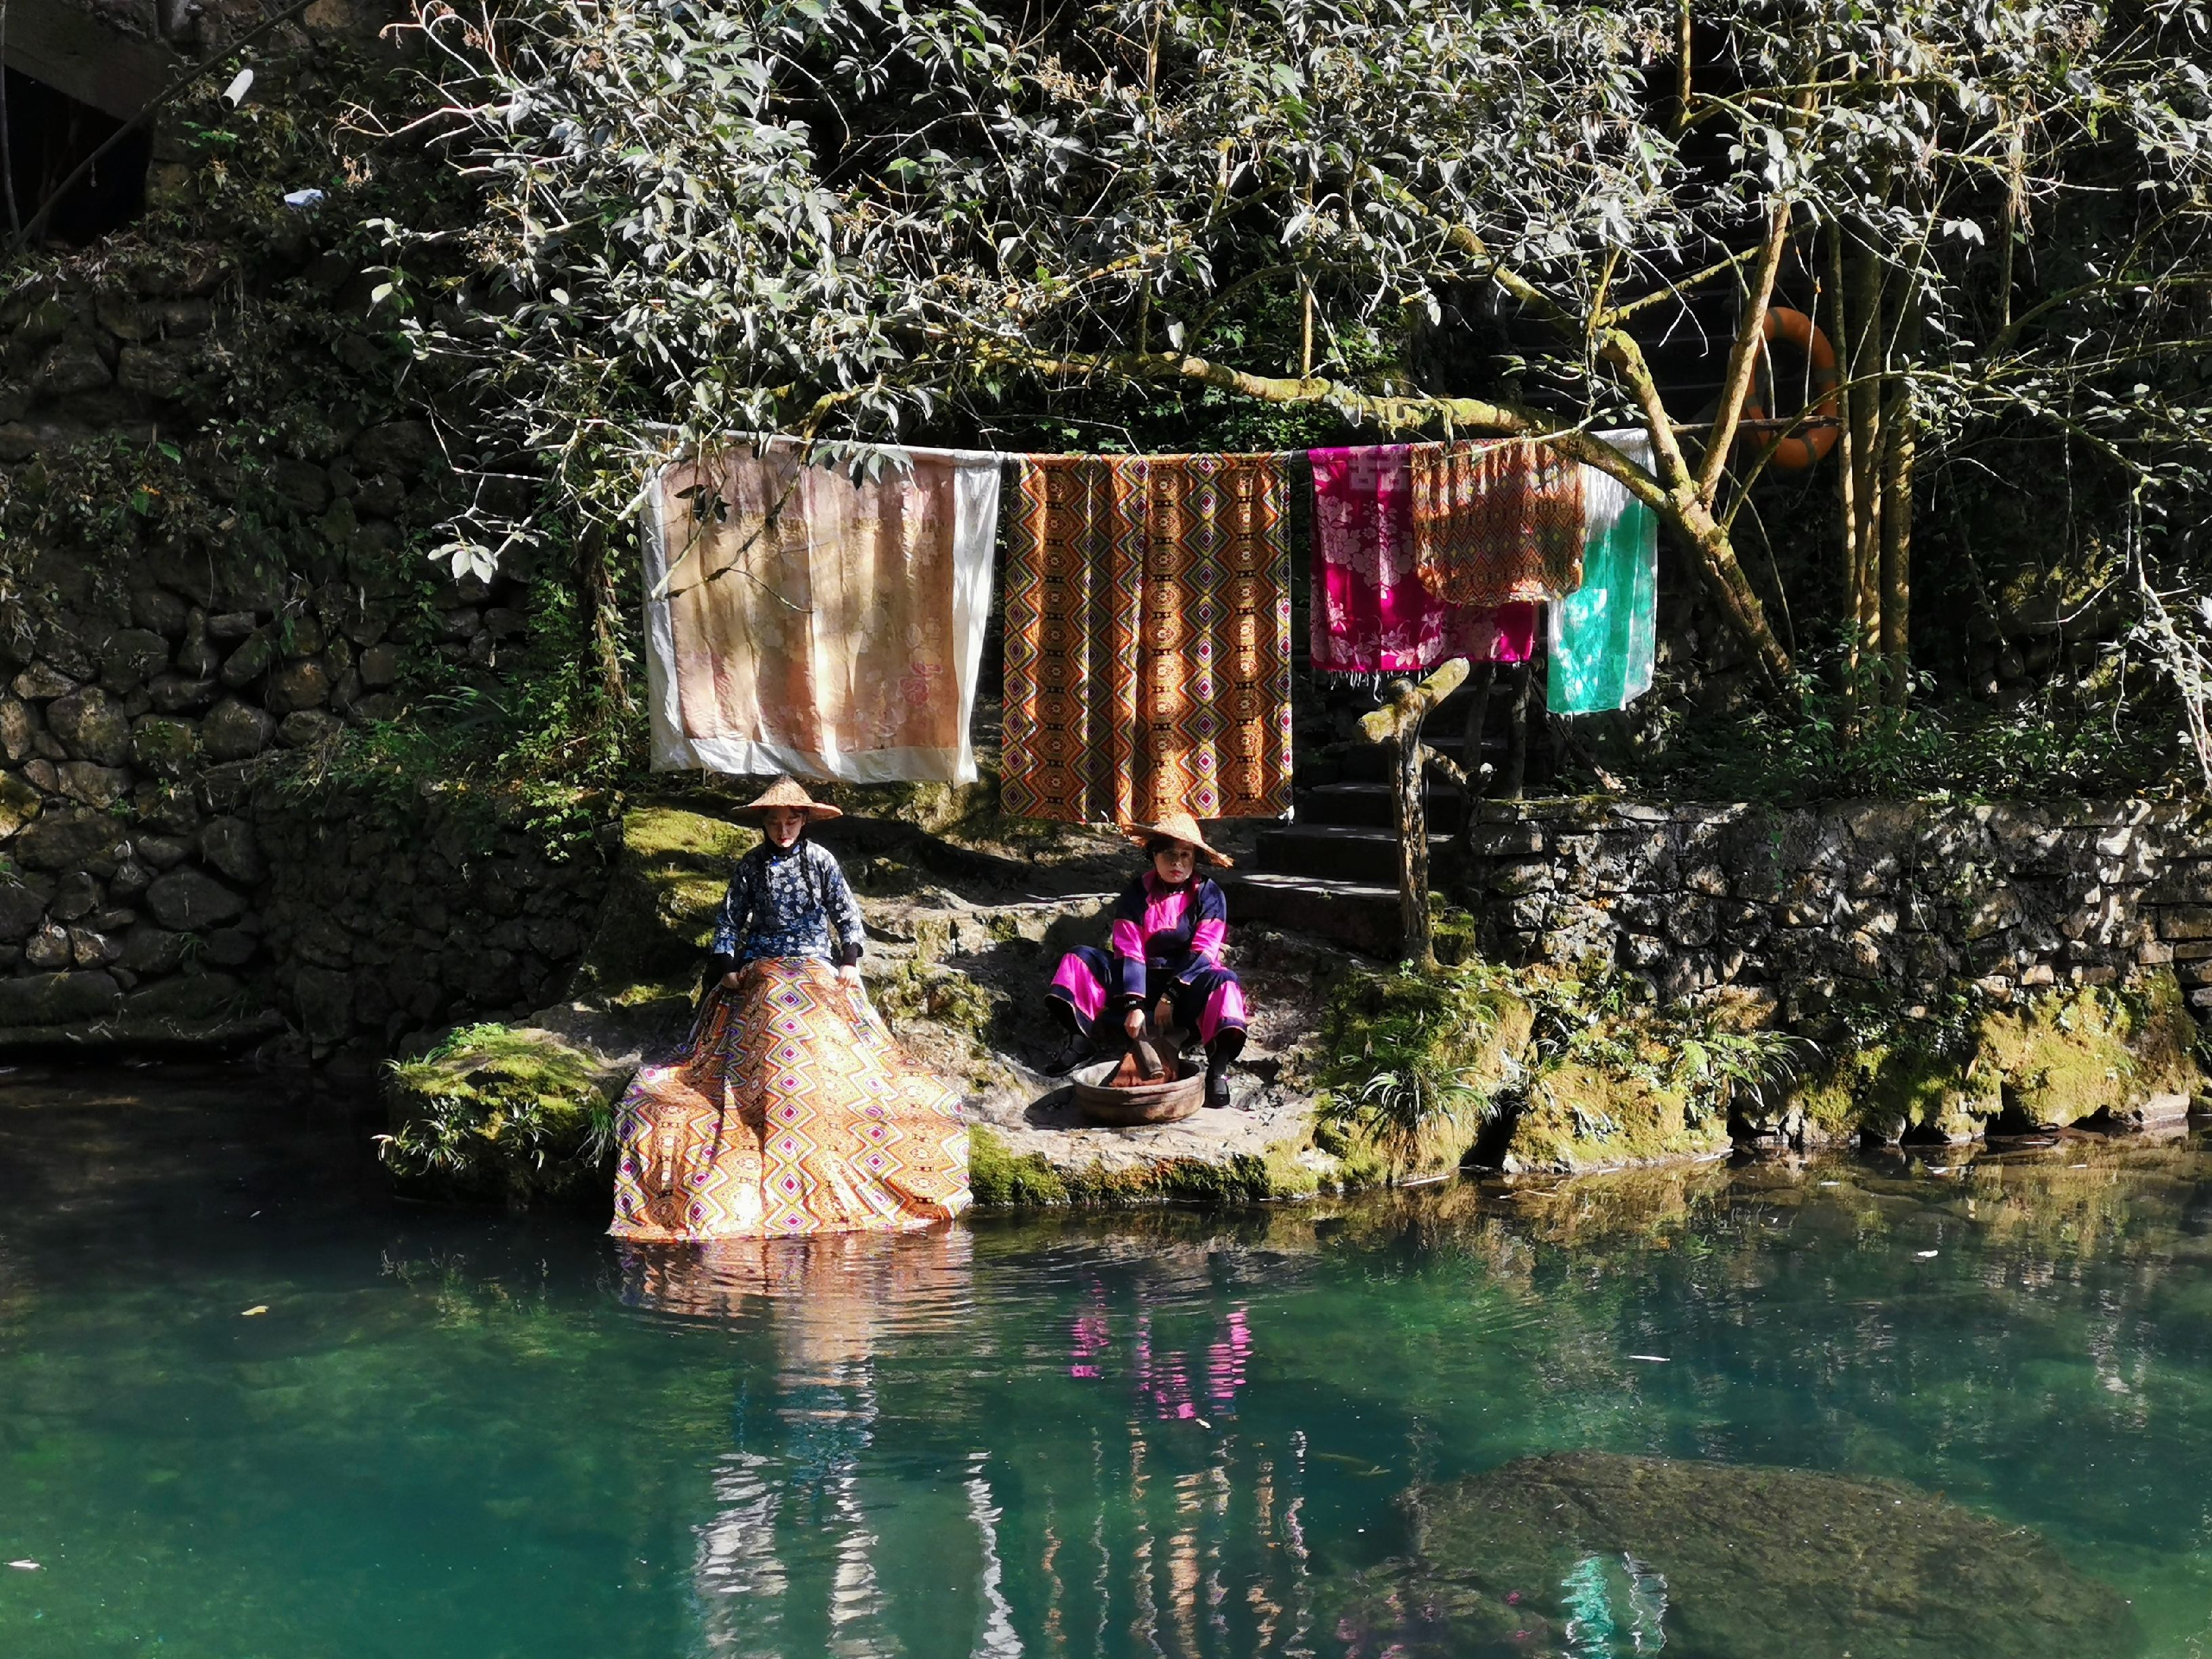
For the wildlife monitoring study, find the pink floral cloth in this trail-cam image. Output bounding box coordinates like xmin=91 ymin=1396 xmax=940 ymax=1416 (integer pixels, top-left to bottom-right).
xmin=1308 ymin=445 xmax=1536 ymax=673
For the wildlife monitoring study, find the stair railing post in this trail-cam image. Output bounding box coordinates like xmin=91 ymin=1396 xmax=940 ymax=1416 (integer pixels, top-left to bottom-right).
xmin=1359 ymin=657 xmax=1471 ymax=970
xmin=1502 ymin=661 xmax=1532 ymax=802
xmin=1453 ymin=661 xmax=1497 ymax=858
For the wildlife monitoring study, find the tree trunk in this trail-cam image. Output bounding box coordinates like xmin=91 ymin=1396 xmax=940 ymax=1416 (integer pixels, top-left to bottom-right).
xmin=1827 ymin=219 xmax=1858 ymax=697
xmin=1360 ymin=659 xmax=1470 ymax=970
xmin=1502 ymin=663 xmax=1532 ymax=801
xmin=1879 ymin=279 xmax=1921 ymax=710
xmin=1395 ymin=716 xmax=1431 ymax=966
xmin=1460 ymin=660 xmax=1496 ymax=783
xmin=580 ymin=523 xmax=634 ymax=714
xmin=1844 ymin=223 xmax=1887 ymax=710
xmin=1600 ymin=331 xmax=1797 ymax=691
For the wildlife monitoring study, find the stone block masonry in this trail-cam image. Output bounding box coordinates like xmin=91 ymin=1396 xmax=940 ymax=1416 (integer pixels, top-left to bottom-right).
xmin=1454 ymin=797 xmax=2209 ymax=1019
xmin=0 ymin=249 xmax=611 ymax=1058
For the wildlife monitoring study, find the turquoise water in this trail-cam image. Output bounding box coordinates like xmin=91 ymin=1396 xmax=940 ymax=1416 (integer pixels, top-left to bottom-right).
xmin=5 ymin=1071 xmax=2212 ymax=1657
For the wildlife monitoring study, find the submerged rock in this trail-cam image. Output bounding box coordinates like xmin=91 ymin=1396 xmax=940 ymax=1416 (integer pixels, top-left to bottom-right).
xmin=1332 ymin=1451 xmax=2138 ymax=1659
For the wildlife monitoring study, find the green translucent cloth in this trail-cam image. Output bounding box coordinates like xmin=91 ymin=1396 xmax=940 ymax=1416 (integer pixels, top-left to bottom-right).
xmin=1547 ymin=431 xmax=1657 ymax=714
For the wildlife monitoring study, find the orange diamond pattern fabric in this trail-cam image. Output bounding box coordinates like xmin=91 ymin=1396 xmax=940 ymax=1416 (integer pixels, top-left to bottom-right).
xmin=609 ymin=958 xmax=969 ymax=1242
xmin=1000 ymin=452 xmax=1293 ymax=825
xmin=1410 ymin=438 xmax=1589 ymax=607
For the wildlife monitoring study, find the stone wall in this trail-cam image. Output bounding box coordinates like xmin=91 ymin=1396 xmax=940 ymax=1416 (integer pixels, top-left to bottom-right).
xmin=1455 ymin=797 xmax=2209 ymax=1019
xmin=0 ymin=252 xmax=607 ymax=1059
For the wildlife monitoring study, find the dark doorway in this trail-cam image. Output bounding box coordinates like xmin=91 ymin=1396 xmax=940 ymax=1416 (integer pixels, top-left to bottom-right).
xmin=2 ymin=66 xmax=150 ymax=244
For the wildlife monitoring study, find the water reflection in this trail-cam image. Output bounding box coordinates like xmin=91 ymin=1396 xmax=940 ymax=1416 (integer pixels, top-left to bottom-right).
xmin=8 ymin=1073 xmax=2212 ymax=1659
xmin=620 ymin=1227 xmax=1325 ymax=1658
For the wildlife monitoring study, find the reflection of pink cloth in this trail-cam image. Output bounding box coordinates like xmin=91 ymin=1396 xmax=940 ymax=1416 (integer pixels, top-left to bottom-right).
xmin=1309 ymin=445 xmax=1536 ymax=672
xmin=1073 ymin=1296 xmax=1254 ymax=1422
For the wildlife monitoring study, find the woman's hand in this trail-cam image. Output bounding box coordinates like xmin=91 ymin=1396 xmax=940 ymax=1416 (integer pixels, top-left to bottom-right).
xmin=1123 ymin=1008 xmax=1145 ymax=1040
xmin=721 ymin=970 xmax=744 ymax=990
xmin=836 ymin=964 xmax=863 ymax=988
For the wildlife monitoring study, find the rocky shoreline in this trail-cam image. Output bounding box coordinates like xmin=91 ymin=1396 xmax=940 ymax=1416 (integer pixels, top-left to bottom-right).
xmin=378 ymin=804 xmax=2211 ymax=1211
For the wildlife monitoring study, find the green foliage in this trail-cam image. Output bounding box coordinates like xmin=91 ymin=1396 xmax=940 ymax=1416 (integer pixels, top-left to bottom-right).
xmin=1319 ymin=961 xmax=1526 ymax=1172
xmin=380 ymin=1023 xmax=627 ymax=1206
xmin=1322 ymin=951 xmax=1811 ymax=1176
xmin=379 ymin=0 xmax=2212 ymax=741
xmin=1518 ymin=972 xmax=1811 ymax=1127
xmin=1620 ymin=649 xmax=2174 ymax=804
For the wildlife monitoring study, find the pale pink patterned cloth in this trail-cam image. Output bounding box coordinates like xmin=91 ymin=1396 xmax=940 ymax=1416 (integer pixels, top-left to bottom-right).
xmin=1308 ymin=445 xmax=1536 ymax=674
xmin=640 ymin=439 xmax=1000 ymax=783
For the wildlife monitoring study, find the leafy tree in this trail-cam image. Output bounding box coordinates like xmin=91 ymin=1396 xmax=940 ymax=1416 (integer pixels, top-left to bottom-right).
xmin=377 ymin=0 xmax=2212 ymax=718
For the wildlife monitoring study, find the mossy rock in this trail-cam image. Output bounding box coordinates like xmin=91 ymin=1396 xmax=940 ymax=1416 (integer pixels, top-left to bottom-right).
xmin=1503 ymin=1052 xmax=1729 ymax=1173
xmin=382 ymin=1021 xmax=632 ymax=1209
xmin=874 ymin=958 xmax=998 ymax=1049
xmin=1317 ymin=964 xmax=1532 ymax=1181
xmin=1788 ymin=1040 xmax=1994 ymax=1145
xmin=1975 ymin=970 xmax=2198 ymax=1128
xmin=377 ymin=806 xmax=744 ymax=1206
xmin=1330 ymin=1450 xmax=2139 ymax=1658
xmin=1782 ymin=973 xmax=2201 ymax=1143
xmin=966 ymin=1126 xmax=1323 ymax=1209
xmin=568 ymin=806 xmax=754 ymax=1012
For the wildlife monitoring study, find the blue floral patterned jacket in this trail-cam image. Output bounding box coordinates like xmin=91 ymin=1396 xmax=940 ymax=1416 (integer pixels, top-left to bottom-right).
xmin=709 ymin=836 xmax=866 ymax=968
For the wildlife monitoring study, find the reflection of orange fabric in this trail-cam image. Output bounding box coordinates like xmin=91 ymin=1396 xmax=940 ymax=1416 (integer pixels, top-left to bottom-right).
xmin=1411 ymin=439 xmax=1587 ymax=607
xmin=615 ymin=1227 xmax=975 ymax=1340
xmin=609 ymin=959 xmax=969 ymax=1242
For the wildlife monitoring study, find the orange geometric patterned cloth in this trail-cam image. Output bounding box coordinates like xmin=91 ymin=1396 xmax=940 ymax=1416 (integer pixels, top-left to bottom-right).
xmin=1000 ymin=451 xmax=1294 ymax=825
xmin=1410 ymin=438 xmax=1589 ymax=607
xmin=609 ymin=958 xmax=969 ymax=1242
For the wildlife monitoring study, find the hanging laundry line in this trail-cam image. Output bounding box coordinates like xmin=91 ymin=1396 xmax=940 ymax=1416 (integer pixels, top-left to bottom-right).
xmin=637 ymin=428 xmax=1662 ymax=812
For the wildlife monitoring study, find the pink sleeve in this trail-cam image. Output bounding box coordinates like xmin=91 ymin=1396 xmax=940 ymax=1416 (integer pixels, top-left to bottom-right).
xmin=1189 ymin=918 xmax=1227 ymax=962
xmin=1111 ymin=918 xmax=1145 ymax=962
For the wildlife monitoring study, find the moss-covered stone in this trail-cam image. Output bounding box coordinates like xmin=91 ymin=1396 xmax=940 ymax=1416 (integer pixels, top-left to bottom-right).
xmin=381 ymin=806 xmax=742 ymax=1204
xmin=968 ymin=1126 xmax=1071 ymax=1206
xmin=0 ymin=771 xmax=43 ymax=838
xmin=966 ymin=1125 xmax=1322 ymax=1209
xmin=566 ymin=806 xmax=752 ymax=1012
xmin=1317 ymin=964 xmax=1532 ymax=1179
xmin=1502 ymin=1048 xmax=1731 ymax=1174
xmin=874 ymin=958 xmax=998 ymax=1048
xmin=1789 ymin=1040 xmax=1993 ymax=1144
xmin=1777 ymin=972 xmax=2202 ymax=1143
xmin=382 ymin=1021 xmax=632 ymax=1209
xmin=1331 ymin=1451 xmax=2139 ymax=1658
xmin=1977 ymin=970 xmax=2198 ymax=1128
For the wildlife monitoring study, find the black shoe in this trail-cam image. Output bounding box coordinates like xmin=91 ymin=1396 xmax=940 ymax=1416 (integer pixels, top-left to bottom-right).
xmin=1045 ymin=1031 xmax=1094 ymax=1076
xmin=1205 ymin=1067 xmax=1232 ymax=1109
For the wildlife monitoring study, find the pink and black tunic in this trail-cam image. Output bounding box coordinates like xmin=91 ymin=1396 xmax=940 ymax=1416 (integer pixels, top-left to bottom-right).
xmin=1049 ymin=872 xmax=1249 ymax=1044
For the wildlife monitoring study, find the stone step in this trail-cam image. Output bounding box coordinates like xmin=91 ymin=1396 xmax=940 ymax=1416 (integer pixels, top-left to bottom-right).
xmin=1223 ymin=872 xmax=1403 ymax=958
xmin=1296 ymin=781 xmax=1470 ymax=832
xmin=1257 ymin=823 xmax=1452 ymax=886
xmin=1328 ymin=735 xmax=1503 ymax=784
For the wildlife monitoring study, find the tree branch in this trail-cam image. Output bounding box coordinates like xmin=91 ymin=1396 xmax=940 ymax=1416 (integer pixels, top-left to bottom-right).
xmin=1697 ymin=199 xmax=1795 ymax=501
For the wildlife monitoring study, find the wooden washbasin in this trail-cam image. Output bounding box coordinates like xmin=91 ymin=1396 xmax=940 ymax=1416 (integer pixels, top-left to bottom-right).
xmin=1071 ymin=1053 xmax=1205 ymax=1126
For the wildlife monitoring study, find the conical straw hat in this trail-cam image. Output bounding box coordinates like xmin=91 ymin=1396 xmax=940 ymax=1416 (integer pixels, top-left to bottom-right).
xmin=1123 ymin=810 xmax=1233 ymax=867
xmin=739 ymin=775 xmax=843 ymax=821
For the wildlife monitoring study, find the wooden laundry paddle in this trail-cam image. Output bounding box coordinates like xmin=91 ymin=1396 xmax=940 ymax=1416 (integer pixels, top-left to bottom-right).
xmin=1127 ymin=996 xmax=1179 ymax=1081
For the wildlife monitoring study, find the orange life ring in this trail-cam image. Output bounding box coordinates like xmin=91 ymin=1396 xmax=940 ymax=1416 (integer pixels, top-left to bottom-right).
xmin=1740 ymin=306 xmax=1839 ymax=471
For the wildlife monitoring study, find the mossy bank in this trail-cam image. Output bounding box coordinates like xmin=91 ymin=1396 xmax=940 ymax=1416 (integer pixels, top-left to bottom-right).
xmin=382 ymin=804 xmax=2211 ymax=1211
